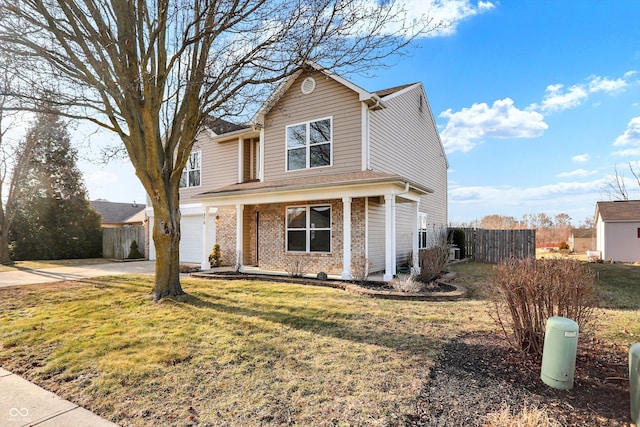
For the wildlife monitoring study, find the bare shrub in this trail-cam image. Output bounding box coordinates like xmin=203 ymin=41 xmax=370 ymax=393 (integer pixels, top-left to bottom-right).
xmin=485 ymin=404 xmax=560 ymax=427
xmin=416 ymin=246 xmax=449 ymax=282
xmin=490 ymin=258 xmax=599 ymax=355
xmin=416 ymin=225 xmax=450 ymax=283
xmin=392 ymin=274 xmax=424 ymax=293
xmin=351 ymin=255 xmax=369 ymax=284
xmin=284 ymin=256 xmax=308 ymax=278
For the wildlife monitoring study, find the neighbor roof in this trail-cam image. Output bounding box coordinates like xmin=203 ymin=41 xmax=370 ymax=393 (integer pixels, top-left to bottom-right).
xmin=596 ymin=200 xmax=640 ymax=222
xmin=203 ymin=117 xmax=248 ymax=135
xmin=571 ymin=228 xmax=594 ymax=238
xmin=91 ymin=200 xmax=146 ymax=224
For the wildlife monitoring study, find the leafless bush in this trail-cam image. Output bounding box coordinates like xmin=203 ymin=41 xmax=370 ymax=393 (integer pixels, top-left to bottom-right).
xmin=416 ymin=246 xmax=450 ymax=282
xmin=351 ymin=255 xmax=369 ymax=284
xmin=415 ymin=225 xmax=450 ymax=282
xmin=392 ymin=274 xmax=424 ymax=293
xmin=490 ymin=258 xmax=599 ymax=355
xmin=284 ymin=256 xmax=308 ymax=278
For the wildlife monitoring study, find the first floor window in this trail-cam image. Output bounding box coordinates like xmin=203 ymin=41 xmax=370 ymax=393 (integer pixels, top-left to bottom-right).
xmin=180 ymin=150 xmax=201 ymax=188
xmin=286 ymin=205 xmax=331 ymax=252
xmin=418 ymin=213 xmax=428 ymax=249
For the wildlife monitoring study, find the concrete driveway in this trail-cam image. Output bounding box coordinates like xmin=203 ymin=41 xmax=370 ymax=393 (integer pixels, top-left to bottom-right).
xmin=0 ymin=260 xmax=156 ymax=288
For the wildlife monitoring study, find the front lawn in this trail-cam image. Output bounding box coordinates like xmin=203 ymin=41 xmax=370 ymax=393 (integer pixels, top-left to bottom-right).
xmin=1 ymin=261 xmax=638 ymax=425
xmin=0 ymin=275 xmax=493 ymax=426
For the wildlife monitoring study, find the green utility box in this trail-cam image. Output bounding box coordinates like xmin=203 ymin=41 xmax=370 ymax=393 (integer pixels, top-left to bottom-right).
xmin=540 ymin=316 xmax=579 ymax=390
xmin=630 ymin=343 xmax=640 ymax=424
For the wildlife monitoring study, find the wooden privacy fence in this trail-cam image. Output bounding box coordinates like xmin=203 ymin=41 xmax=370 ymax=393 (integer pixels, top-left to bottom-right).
xmin=456 ymin=228 xmax=536 ymax=263
xmin=102 ymin=226 xmax=146 ymax=259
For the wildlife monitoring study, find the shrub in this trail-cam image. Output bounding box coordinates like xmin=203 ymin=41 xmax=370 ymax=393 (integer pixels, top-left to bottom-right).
xmin=559 ymin=241 xmax=570 ymax=250
xmin=209 ymin=243 xmax=222 ymax=267
xmin=416 ymin=245 xmax=449 ymax=283
xmin=490 ymin=258 xmax=599 ymax=355
xmin=351 ymin=255 xmax=370 ymax=284
xmin=284 ymin=256 xmax=308 ymax=277
xmin=392 ymin=274 xmax=424 ymax=293
xmin=127 ymin=240 xmax=144 ymax=259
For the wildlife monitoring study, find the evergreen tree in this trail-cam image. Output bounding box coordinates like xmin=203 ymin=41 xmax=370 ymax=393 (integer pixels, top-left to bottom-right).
xmin=9 ymin=111 xmax=102 ymax=260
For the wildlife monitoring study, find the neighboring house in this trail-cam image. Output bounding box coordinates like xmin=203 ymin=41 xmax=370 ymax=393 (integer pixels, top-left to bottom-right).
xmin=91 ymin=200 xmax=146 ymax=227
xmin=595 ymin=200 xmax=640 ymax=262
xmin=569 ymin=228 xmax=594 ymax=252
xmin=147 ymin=63 xmax=448 ymax=280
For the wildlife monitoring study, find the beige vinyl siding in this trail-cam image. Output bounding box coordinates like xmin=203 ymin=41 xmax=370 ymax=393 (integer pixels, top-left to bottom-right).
xmin=180 ymin=132 xmax=239 ymax=203
xmin=396 ymin=202 xmax=414 ymax=266
xmin=263 ymin=71 xmax=363 ymax=181
xmin=369 ymin=85 xmax=448 ymax=226
xmin=367 ymin=197 xmax=385 ymax=273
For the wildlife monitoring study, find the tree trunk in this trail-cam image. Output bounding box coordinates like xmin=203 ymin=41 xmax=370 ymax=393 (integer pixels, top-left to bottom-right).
xmin=0 ymin=235 xmax=11 ymax=264
xmin=151 ymin=195 xmax=185 ymax=301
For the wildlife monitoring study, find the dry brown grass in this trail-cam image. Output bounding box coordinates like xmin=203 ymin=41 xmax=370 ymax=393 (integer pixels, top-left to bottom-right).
xmin=0 ymin=275 xmax=493 ymax=426
xmin=484 ymin=404 xmax=560 ymax=427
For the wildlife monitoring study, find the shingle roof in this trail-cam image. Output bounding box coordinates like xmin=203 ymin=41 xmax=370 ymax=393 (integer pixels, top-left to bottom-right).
xmin=197 ymin=170 xmax=432 ymax=198
xmin=373 ymin=83 xmax=418 ymax=98
xmin=203 ymin=117 xmax=248 ymax=135
xmin=90 ymin=200 xmax=146 ymax=224
xmin=571 ymin=228 xmax=594 ymax=238
xmin=596 ymin=200 xmax=640 ymax=221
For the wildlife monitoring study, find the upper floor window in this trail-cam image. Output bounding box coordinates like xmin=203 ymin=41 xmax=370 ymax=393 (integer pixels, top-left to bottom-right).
xmin=286 ymin=205 xmax=331 ymax=253
xmin=286 ymin=117 xmax=332 ymax=171
xmin=180 ymin=150 xmax=201 ymax=188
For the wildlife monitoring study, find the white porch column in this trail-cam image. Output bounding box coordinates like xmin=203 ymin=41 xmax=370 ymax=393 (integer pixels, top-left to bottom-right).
xmin=384 ymin=194 xmax=396 ymax=281
xmin=201 ymin=207 xmax=210 ymax=271
xmin=341 ymin=197 xmax=352 ymax=280
xmin=235 ymin=203 xmax=244 ymax=272
xmin=412 ymin=202 xmax=420 ymax=275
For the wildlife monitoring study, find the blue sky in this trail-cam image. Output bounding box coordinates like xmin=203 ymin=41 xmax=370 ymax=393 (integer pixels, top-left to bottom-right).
xmin=80 ymin=0 xmax=640 ymax=226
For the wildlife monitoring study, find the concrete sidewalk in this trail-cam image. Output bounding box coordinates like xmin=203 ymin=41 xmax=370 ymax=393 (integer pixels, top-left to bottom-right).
xmin=1 ymin=368 xmax=118 ymax=426
xmin=0 ymin=260 xmax=156 ymax=288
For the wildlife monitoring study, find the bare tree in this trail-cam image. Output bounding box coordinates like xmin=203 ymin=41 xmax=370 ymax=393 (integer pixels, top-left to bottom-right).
xmin=0 ymin=52 xmax=39 ymax=264
xmin=0 ymin=0 xmax=441 ymax=299
xmin=603 ymin=162 xmax=640 ymax=201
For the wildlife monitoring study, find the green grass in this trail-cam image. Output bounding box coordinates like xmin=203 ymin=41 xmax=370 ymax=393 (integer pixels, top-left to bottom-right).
xmin=1 ymin=260 xmax=638 ymax=426
xmin=0 ymin=275 xmax=493 ymax=426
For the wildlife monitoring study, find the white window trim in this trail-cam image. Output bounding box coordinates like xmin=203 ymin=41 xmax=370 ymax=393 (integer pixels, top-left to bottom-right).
xmin=418 ymin=212 xmax=429 ymax=249
xmin=180 ymin=150 xmax=202 ymax=189
xmin=285 ymin=116 xmax=333 ymax=172
xmin=285 ymin=204 xmax=332 ymax=253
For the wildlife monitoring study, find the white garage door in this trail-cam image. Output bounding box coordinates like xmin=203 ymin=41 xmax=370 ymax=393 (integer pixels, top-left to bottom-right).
xmin=180 ymin=215 xmax=203 ymax=263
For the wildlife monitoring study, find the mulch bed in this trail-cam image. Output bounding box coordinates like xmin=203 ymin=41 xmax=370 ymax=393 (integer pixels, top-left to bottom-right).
xmin=409 ymin=331 xmax=631 ymax=426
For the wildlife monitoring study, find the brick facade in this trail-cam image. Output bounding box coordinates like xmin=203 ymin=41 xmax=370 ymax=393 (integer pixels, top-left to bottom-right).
xmin=215 ymin=198 xmax=367 ymax=275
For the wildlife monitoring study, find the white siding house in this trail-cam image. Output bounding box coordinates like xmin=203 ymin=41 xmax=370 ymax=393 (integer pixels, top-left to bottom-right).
xmin=595 ymin=200 xmax=640 ymax=262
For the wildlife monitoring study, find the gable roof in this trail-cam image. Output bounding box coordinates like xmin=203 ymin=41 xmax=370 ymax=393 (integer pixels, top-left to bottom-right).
xmin=251 ymin=62 xmax=386 ymax=126
xmin=91 ymin=200 xmax=146 ymax=224
xmin=596 ymin=200 xmax=640 ymax=222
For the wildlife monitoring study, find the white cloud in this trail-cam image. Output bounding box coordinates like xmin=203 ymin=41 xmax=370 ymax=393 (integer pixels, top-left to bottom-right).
xmin=572 ymin=153 xmax=590 ymax=163
xmin=588 ymin=76 xmax=627 ymax=93
xmin=613 ymin=116 xmax=640 ymax=150
xmin=556 ymin=168 xmax=597 ymax=178
xmin=439 ymin=98 xmax=548 ymax=153
xmin=532 ymin=73 xmax=633 ymax=113
xmin=536 ymin=83 xmax=588 ymax=113
xmin=376 ymin=0 xmax=496 ymax=38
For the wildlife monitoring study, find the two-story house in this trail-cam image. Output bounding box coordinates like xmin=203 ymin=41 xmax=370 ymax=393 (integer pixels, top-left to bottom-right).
xmin=146 ymin=63 xmax=448 ymax=281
